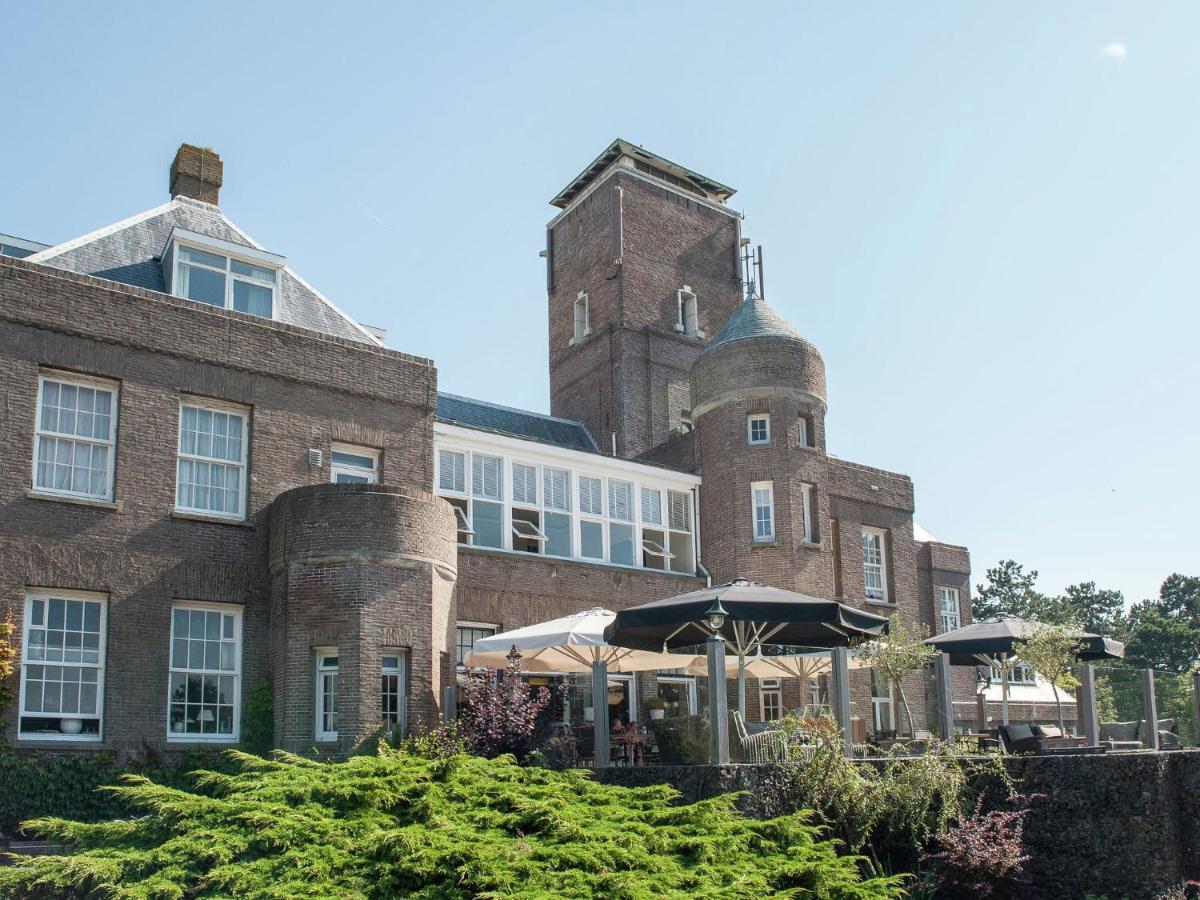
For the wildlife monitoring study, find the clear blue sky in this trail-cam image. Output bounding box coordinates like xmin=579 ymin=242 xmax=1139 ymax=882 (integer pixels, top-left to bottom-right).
xmin=3 ymin=3 xmax=1196 ymax=606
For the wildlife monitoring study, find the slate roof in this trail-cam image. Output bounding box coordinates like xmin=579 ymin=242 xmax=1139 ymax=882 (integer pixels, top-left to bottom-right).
xmin=706 ymin=292 xmax=806 ymax=349
xmin=436 ymin=393 xmax=599 ymax=453
xmin=26 ymin=197 xmax=379 ymax=345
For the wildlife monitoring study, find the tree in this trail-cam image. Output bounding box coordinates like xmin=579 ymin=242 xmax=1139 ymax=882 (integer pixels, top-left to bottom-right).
xmin=974 ymin=560 xmax=1051 ymax=621
xmin=459 ymin=648 xmax=551 ymax=759
xmin=1057 ymin=582 xmax=1127 ymax=638
xmin=0 ymin=605 xmax=15 ymax=721
xmin=1015 ymin=623 xmax=1082 ymax=732
xmin=1124 ymin=574 xmax=1200 ymax=672
xmin=858 ymin=613 xmax=937 ymax=738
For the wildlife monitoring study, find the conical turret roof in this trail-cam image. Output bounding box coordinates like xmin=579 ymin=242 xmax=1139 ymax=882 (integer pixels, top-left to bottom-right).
xmin=705 ymin=290 xmax=806 ymax=350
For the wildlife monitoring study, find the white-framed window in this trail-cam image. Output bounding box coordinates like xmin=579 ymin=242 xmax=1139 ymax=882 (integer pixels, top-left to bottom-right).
xmin=456 ymin=623 xmax=497 ymax=668
xmin=438 ymin=448 xmax=466 ymax=494
xmin=862 ymin=527 xmax=889 ymax=602
xmin=578 ymin=474 xmax=605 ymax=561
xmin=871 ymin=670 xmax=895 ymax=733
xmin=167 ymin=603 xmax=242 ymax=741
xmin=331 ymin=444 xmax=378 ymax=484
xmin=542 ymin=466 xmax=572 ymax=558
xmin=33 ymin=372 xmax=118 ymax=501
xmin=992 ymin=660 xmax=1037 ymax=685
xmin=19 ymin=589 xmax=107 ymax=741
xmin=797 ymin=415 xmax=810 ymax=448
xmin=381 ymin=649 xmax=408 ymax=737
xmin=752 ymin=481 xmax=775 ymax=542
xmin=665 ymin=489 xmax=694 ymax=574
xmin=759 ymin=678 xmax=782 ymax=722
xmin=470 ymin=453 xmax=504 ymax=549
xmin=315 ymin=649 xmax=338 ymax=742
xmin=675 ymin=287 xmax=699 ymax=337
xmin=747 ymin=414 xmax=770 ymax=445
xmin=175 ymin=400 xmax=249 ymax=520
xmin=656 ymin=676 xmax=696 ymax=718
xmin=607 ymin=479 xmax=635 ymax=566
xmin=800 ymin=483 xmax=815 ymax=543
xmin=938 ymin=586 xmax=961 ymax=632
xmin=572 ymin=292 xmax=590 ymax=343
xmin=173 ymin=243 xmax=279 ymax=319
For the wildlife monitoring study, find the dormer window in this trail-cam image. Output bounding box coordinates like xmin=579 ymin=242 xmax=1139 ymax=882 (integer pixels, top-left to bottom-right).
xmin=164 ymin=228 xmax=283 ymax=320
xmin=675 ymin=287 xmax=702 ymax=338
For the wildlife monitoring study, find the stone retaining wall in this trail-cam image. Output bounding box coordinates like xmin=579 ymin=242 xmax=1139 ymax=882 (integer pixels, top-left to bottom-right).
xmin=596 ymin=750 xmax=1200 ymax=899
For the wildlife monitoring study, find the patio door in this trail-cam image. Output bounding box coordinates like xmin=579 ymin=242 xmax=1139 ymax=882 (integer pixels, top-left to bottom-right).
xmin=871 ymin=670 xmax=895 ymax=734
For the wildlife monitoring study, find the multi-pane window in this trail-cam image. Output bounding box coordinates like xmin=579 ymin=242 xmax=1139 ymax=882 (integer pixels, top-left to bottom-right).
xmin=579 ymin=475 xmax=605 ymax=560
xmin=381 ymin=650 xmax=408 ymax=737
xmin=438 ymin=449 xmax=466 ymax=493
xmin=871 ymin=670 xmax=894 ymax=734
xmin=656 ymin=676 xmax=696 ymax=718
xmin=471 ymin=454 xmax=503 ymax=548
xmin=543 ymin=467 xmax=571 ymax=558
xmin=573 ymin=292 xmax=590 ymax=343
xmin=938 ymin=586 xmax=961 ymax=632
xmin=19 ymin=590 xmax=106 ymax=740
xmin=993 ymin=661 xmax=1037 ymax=685
xmin=608 ymin=479 xmax=635 ymax=566
xmin=862 ymin=527 xmax=888 ymax=602
xmin=510 ymin=461 xmax=547 ymax=553
xmin=331 ymin=444 xmax=378 ymax=484
xmin=751 ymin=481 xmax=775 ymax=542
xmin=315 ymin=650 xmax=338 ymax=741
xmin=174 ymin=245 xmax=277 ymax=318
xmin=168 ymin=605 xmax=241 ymax=740
xmin=33 ymin=374 xmax=118 ymax=501
xmin=747 ymin=414 xmax=770 ymax=445
xmin=456 ymin=624 xmax=497 ymax=668
xmin=176 ymin=401 xmax=248 ymax=519
xmin=512 ymin=463 xmax=539 ymax=505
xmin=760 ymin=679 xmax=782 ymax=722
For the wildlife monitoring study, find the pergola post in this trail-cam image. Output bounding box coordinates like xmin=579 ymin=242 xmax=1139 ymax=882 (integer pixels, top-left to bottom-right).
xmin=831 ymin=646 xmax=852 ymax=758
xmin=591 ymin=659 xmax=610 ymax=767
xmin=706 ymin=634 xmax=730 ymax=765
xmin=934 ymin=652 xmax=954 ymax=748
xmin=975 ymin=692 xmax=987 ymax=733
xmin=1078 ymin=664 xmax=1100 ymax=746
xmin=1193 ymin=670 xmax=1200 ymax=749
xmin=1141 ymin=668 xmax=1159 ymax=751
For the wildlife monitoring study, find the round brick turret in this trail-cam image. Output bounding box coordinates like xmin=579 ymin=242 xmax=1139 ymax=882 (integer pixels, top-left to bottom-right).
xmin=269 ymin=483 xmax=457 ymax=753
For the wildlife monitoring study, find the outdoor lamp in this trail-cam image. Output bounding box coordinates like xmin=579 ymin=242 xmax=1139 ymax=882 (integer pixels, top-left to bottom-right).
xmin=1191 ymin=654 xmax=1200 ymax=674
xmin=705 ymin=599 xmax=727 ymax=631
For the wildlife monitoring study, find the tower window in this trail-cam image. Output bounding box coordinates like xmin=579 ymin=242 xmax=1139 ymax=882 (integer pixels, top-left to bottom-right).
xmin=751 ymin=481 xmax=775 ymax=542
xmin=797 ymin=415 xmax=812 ymax=448
xmin=572 ymin=292 xmax=590 ymax=344
xmin=747 ymin=414 xmax=770 ymax=445
xmin=862 ymin=527 xmax=889 ymax=602
xmin=675 ymin=287 xmax=700 ymax=337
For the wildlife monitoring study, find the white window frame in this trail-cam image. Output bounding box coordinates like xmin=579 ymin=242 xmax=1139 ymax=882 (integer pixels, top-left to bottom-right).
xmin=175 ymin=398 xmax=250 ymax=521
xmin=381 ymin=648 xmax=408 ymax=738
xmin=797 ymin=415 xmax=810 ymax=448
xmin=751 ymin=481 xmax=775 ymax=542
xmin=938 ymin=586 xmax=961 ymax=633
xmin=656 ymin=675 xmax=697 ymax=717
xmin=32 ymin=372 xmax=119 ymax=502
xmin=314 ymin=648 xmax=338 ymax=742
xmin=331 ymin=443 xmax=379 ymax=484
xmin=166 ymin=602 xmax=242 ymax=743
xmin=456 ymin=622 xmax=497 ymax=669
xmin=572 ymin=291 xmax=590 ymax=344
xmin=675 ymin=286 xmax=701 ymax=337
xmin=747 ymin=413 xmax=770 ymax=445
xmin=437 ymin=448 xmax=467 ymax=495
xmin=862 ymin=526 xmax=889 ymax=603
xmin=800 ymin=483 xmax=815 ymax=544
xmin=19 ymin=589 xmax=107 ymax=742
xmin=871 ymin=670 xmax=895 ymax=733
xmin=759 ymin=678 xmax=782 ymax=722
xmin=169 ymin=233 xmax=282 ymax=320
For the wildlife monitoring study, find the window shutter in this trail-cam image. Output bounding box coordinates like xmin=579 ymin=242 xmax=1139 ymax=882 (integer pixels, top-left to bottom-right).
xmin=579 ymin=476 xmax=603 ymax=516
xmin=512 ymin=463 xmax=538 ymax=505
xmin=641 ymin=488 xmax=662 ymax=525
xmin=438 ymin=450 xmax=465 ymax=493
xmin=668 ymin=491 xmax=690 ymax=532
xmin=544 ymin=468 xmax=570 ymax=511
xmin=472 ymin=454 xmax=501 ymax=500
xmin=608 ymin=480 xmax=633 ymax=522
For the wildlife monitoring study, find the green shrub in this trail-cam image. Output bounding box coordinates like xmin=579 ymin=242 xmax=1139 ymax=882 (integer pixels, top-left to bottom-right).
xmin=239 ymin=678 xmax=275 ymax=756
xmin=650 ymin=715 xmax=709 ymax=765
xmin=1 ymin=748 xmax=905 ymax=899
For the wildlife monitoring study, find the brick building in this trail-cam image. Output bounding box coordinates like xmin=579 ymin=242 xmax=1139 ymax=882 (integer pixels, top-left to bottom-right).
xmin=1 ymin=140 xmax=975 ymax=756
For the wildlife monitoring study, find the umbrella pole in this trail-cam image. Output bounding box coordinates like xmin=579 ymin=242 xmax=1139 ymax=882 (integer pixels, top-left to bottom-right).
xmin=737 ymin=653 xmax=746 ymax=720
xmin=1001 ymin=653 xmax=1010 ymax=726
xmin=592 ymin=658 xmax=610 ymax=768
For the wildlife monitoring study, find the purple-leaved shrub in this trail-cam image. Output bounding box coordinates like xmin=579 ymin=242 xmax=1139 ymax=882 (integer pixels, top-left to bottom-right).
xmin=920 ymin=792 xmax=1035 ymax=899
xmin=459 ymin=649 xmax=551 ymax=760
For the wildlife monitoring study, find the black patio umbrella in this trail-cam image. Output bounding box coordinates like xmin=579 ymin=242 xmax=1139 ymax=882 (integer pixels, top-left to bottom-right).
xmin=603 ymin=578 xmax=890 ymax=653
xmin=924 ymin=614 xmax=1124 ymax=724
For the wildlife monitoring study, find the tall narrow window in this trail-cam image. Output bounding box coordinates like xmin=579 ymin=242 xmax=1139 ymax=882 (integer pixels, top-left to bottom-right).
xmin=33 ymin=373 xmax=118 ymax=501
xmin=939 ymin=587 xmax=961 ymax=632
xmin=315 ymin=650 xmax=338 ymax=741
xmin=543 ymin=467 xmax=572 ymax=558
xmin=751 ymin=481 xmax=775 ymax=542
xmin=862 ymin=527 xmax=889 ymax=602
xmin=176 ymin=401 xmax=248 ymax=519
xmin=759 ymin=679 xmax=782 ymax=722
xmin=573 ymin=292 xmax=590 ymax=343
xmin=871 ymin=670 xmax=894 ymax=734
xmin=578 ymin=475 xmax=605 ymax=560
xmin=747 ymin=414 xmax=770 ymax=445
xmin=800 ymin=483 xmax=815 ymax=543
xmin=797 ymin=415 xmax=812 ymax=448
xmin=168 ymin=604 xmax=241 ymax=741
xmin=608 ymin=479 xmax=635 ymax=566
xmin=381 ymin=649 xmax=408 ymax=737
xmin=676 ymin=287 xmax=698 ymax=337
xmin=471 ymin=454 xmax=503 ymax=548
xmin=667 ymin=490 xmax=695 ymax=573
xmin=331 ymin=444 xmax=378 ymax=484
xmin=19 ymin=590 xmax=106 ymax=740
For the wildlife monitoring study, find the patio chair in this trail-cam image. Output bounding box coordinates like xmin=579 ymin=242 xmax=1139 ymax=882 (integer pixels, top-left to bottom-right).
xmin=732 ymin=711 xmax=788 ymax=763
xmin=998 ymin=724 xmax=1087 ymax=754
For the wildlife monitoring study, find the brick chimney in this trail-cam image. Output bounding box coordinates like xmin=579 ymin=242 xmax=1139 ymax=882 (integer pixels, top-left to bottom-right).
xmin=169 ymin=144 xmax=223 ymax=204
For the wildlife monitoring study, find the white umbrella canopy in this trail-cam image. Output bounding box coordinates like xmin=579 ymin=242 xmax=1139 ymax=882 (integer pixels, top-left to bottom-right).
xmin=464 ymin=607 xmax=698 ymax=674
xmin=685 ymin=649 xmax=871 ymax=679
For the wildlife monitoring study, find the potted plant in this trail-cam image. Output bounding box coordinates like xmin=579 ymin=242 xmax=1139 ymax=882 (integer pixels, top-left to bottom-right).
xmin=645 ymin=696 xmax=666 ymax=720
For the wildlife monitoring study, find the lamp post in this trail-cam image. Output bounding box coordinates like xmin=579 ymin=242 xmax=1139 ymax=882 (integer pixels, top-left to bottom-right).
xmin=705 ymin=600 xmax=729 ymax=765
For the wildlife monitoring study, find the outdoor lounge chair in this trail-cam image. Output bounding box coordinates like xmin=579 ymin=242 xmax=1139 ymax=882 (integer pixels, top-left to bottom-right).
xmin=732 ymin=711 xmax=788 ymax=763
xmin=998 ymin=724 xmax=1087 ymax=754
xmin=1099 ymin=719 xmax=1181 ymax=751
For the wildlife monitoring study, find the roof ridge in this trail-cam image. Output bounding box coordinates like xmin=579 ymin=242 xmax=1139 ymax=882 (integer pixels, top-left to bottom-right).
xmin=436 ymin=392 xmax=589 ymax=428
xmin=27 ymin=199 xmax=181 ymax=262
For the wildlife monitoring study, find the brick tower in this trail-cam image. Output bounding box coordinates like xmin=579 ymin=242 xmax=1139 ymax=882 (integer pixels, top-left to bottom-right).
xmin=546 ymin=140 xmax=744 ymax=458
